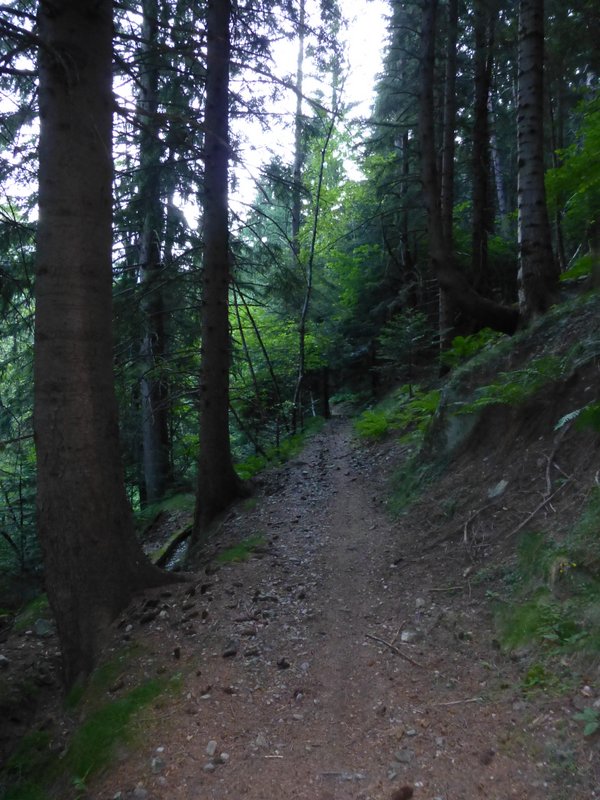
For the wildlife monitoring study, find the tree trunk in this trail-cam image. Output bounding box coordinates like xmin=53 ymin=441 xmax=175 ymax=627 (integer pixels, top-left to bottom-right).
xmin=516 ymin=0 xmax=558 ymax=319
xmin=488 ymin=91 xmax=510 ymax=238
xmin=138 ymin=0 xmax=172 ymax=504
xmin=439 ymin=0 xmax=459 ymax=349
xmin=291 ymin=0 xmax=306 ymax=433
xmin=471 ymin=0 xmax=495 ymax=292
xmin=440 ymin=0 xmax=458 ymax=249
xmin=34 ymin=0 xmax=177 ymax=689
xmin=418 ymin=0 xmax=519 ymax=336
xmin=193 ymin=0 xmax=244 ymax=535
xmin=291 ymin=0 xmax=306 ymax=260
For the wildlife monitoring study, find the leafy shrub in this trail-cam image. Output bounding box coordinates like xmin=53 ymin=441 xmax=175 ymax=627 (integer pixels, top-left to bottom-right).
xmin=354 ymin=386 xmax=441 ymax=442
xmin=457 ymin=355 xmax=566 ymax=414
xmin=492 ymin=512 xmax=600 ymax=659
xmin=353 ymin=410 xmax=389 ymax=439
xmin=574 ymin=707 xmax=600 ymax=736
xmin=441 ymin=328 xmax=502 ymax=369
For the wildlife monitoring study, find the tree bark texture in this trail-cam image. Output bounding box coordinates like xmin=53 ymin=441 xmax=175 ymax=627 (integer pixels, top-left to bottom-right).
xmin=439 ymin=0 xmax=459 ymax=349
xmin=34 ymin=0 xmax=175 ymax=688
xmin=138 ymin=0 xmax=172 ymax=504
xmin=516 ymin=0 xmax=558 ymax=319
xmin=471 ymin=0 xmax=495 ymax=291
xmin=440 ymin=0 xmax=458 ymax=249
xmin=488 ymin=91 xmax=510 ymax=238
xmin=418 ymin=0 xmax=518 ymax=336
xmin=291 ymin=0 xmax=305 ymax=261
xmin=194 ymin=0 xmax=244 ymax=535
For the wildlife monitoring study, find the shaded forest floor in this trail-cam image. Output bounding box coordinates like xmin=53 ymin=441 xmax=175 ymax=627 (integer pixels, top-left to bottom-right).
xmin=4 ymin=291 xmax=600 ymax=799
xmin=90 ymin=415 xmax=599 ymax=800
xmin=4 ymin=400 xmax=600 ymax=799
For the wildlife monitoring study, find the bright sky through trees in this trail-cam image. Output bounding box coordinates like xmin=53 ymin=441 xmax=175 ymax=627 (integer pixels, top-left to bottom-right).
xmin=230 ymin=0 xmax=390 ymax=216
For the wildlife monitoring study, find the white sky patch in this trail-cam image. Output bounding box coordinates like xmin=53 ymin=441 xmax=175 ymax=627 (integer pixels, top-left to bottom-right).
xmin=230 ymin=0 xmax=390 ymax=216
xmin=343 ymin=0 xmax=390 ymax=119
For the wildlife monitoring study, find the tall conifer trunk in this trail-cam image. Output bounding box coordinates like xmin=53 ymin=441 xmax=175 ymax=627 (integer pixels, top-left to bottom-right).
xmin=439 ymin=0 xmax=458 ymax=349
xmin=138 ymin=0 xmax=171 ymax=504
xmin=34 ymin=0 xmax=176 ymax=688
xmin=418 ymin=0 xmax=518 ymax=335
xmin=517 ymin=0 xmax=558 ymax=318
xmin=291 ymin=0 xmax=306 ymax=433
xmin=471 ymin=0 xmax=495 ymax=292
xmin=193 ymin=0 xmax=244 ymax=535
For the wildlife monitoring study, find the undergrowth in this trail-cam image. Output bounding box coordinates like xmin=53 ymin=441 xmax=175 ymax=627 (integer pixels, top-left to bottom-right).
xmin=0 ymin=649 xmax=180 ymax=800
xmin=353 ymin=385 xmax=441 ymax=442
xmin=492 ymin=515 xmax=600 ymax=659
xmin=235 ymin=417 xmax=325 ymax=480
xmin=216 ymin=534 xmax=266 ymax=564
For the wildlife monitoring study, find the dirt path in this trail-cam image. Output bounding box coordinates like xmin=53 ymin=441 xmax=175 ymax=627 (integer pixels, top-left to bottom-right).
xmin=91 ymin=418 xmax=597 ymax=800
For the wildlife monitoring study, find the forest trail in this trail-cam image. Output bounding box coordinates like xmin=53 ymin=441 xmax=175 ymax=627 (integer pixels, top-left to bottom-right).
xmin=89 ymin=417 xmax=593 ymax=800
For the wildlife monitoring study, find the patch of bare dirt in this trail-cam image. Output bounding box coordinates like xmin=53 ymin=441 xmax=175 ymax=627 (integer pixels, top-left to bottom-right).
xmin=77 ymin=414 xmax=599 ymax=800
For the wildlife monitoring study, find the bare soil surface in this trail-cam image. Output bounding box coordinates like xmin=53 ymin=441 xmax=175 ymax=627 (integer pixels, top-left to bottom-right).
xmin=78 ymin=416 xmax=599 ymax=800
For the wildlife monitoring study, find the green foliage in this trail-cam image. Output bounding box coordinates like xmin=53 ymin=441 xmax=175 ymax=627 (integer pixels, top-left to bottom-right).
xmin=496 ymin=590 xmax=582 ymax=652
xmin=546 ymin=97 xmax=600 ymax=255
xmin=353 ymin=409 xmax=389 ymax=439
xmin=441 ymin=328 xmax=502 ymax=369
xmin=457 ymin=355 xmax=566 ymax=414
xmin=377 ymin=309 xmax=435 ymax=387
xmin=235 ymin=417 xmax=325 ymax=480
xmin=354 ymin=385 xmax=441 ymax=442
xmin=63 ymin=679 xmax=165 ymax=782
xmin=492 ymin=503 xmax=600 ymax=660
xmin=12 ymin=595 xmax=49 ymax=633
xmin=1 ymin=678 xmax=169 ymax=800
xmin=560 ymin=253 xmax=595 ymax=282
xmin=388 ymin=456 xmax=440 ymax=515
xmin=555 ymin=401 xmax=600 ymax=433
xmin=134 ymin=493 xmax=194 ymax=535
xmin=3 ymin=731 xmax=53 ymax=785
xmin=1 ymin=783 xmax=48 ymax=800
xmin=574 ymin=707 xmax=600 ymax=736
xmin=216 ymin=534 xmax=266 ymax=564
xmin=521 ymin=663 xmax=559 ymax=692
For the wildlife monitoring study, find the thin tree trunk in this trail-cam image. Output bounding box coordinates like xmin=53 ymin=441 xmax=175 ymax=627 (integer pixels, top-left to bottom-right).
xmin=548 ymin=90 xmax=567 ymax=272
xmin=193 ymin=0 xmax=245 ymax=536
xmin=488 ymin=91 xmax=510 ymax=238
xmin=138 ymin=0 xmax=171 ymax=504
xmin=440 ymin=0 xmax=458 ymax=248
xmin=471 ymin=0 xmax=495 ymax=292
xmin=291 ymin=110 xmax=336 ymax=428
xmin=291 ymin=0 xmax=306 ymax=433
xmin=439 ymin=0 xmax=458 ymax=349
xmin=516 ymin=0 xmax=558 ymax=319
xmin=34 ymin=0 xmax=177 ymax=689
xmin=291 ymin=0 xmax=306 ymax=260
xmin=234 ymin=282 xmax=288 ymax=432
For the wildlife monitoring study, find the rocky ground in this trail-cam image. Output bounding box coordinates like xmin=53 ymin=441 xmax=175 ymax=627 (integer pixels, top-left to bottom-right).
xmin=79 ymin=416 xmax=599 ymax=800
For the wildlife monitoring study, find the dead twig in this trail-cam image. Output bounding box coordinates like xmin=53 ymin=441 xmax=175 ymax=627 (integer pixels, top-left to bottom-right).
xmin=390 ymin=619 xmax=408 ymax=645
xmin=463 ymin=506 xmax=490 ymax=544
xmin=365 ymin=633 xmax=425 ymax=668
xmin=429 ymin=586 xmax=462 ymax=592
xmin=433 ymin=696 xmax=482 ymax=707
xmin=507 ymin=479 xmax=571 ymax=539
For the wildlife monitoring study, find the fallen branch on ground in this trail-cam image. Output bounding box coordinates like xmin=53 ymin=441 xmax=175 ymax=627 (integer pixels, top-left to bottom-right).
xmin=433 ymin=696 xmax=483 ymax=706
xmin=507 ymin=479 xmax=571 ymax=539
xmin=365 ymin=633 xmax=425 ymax=668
